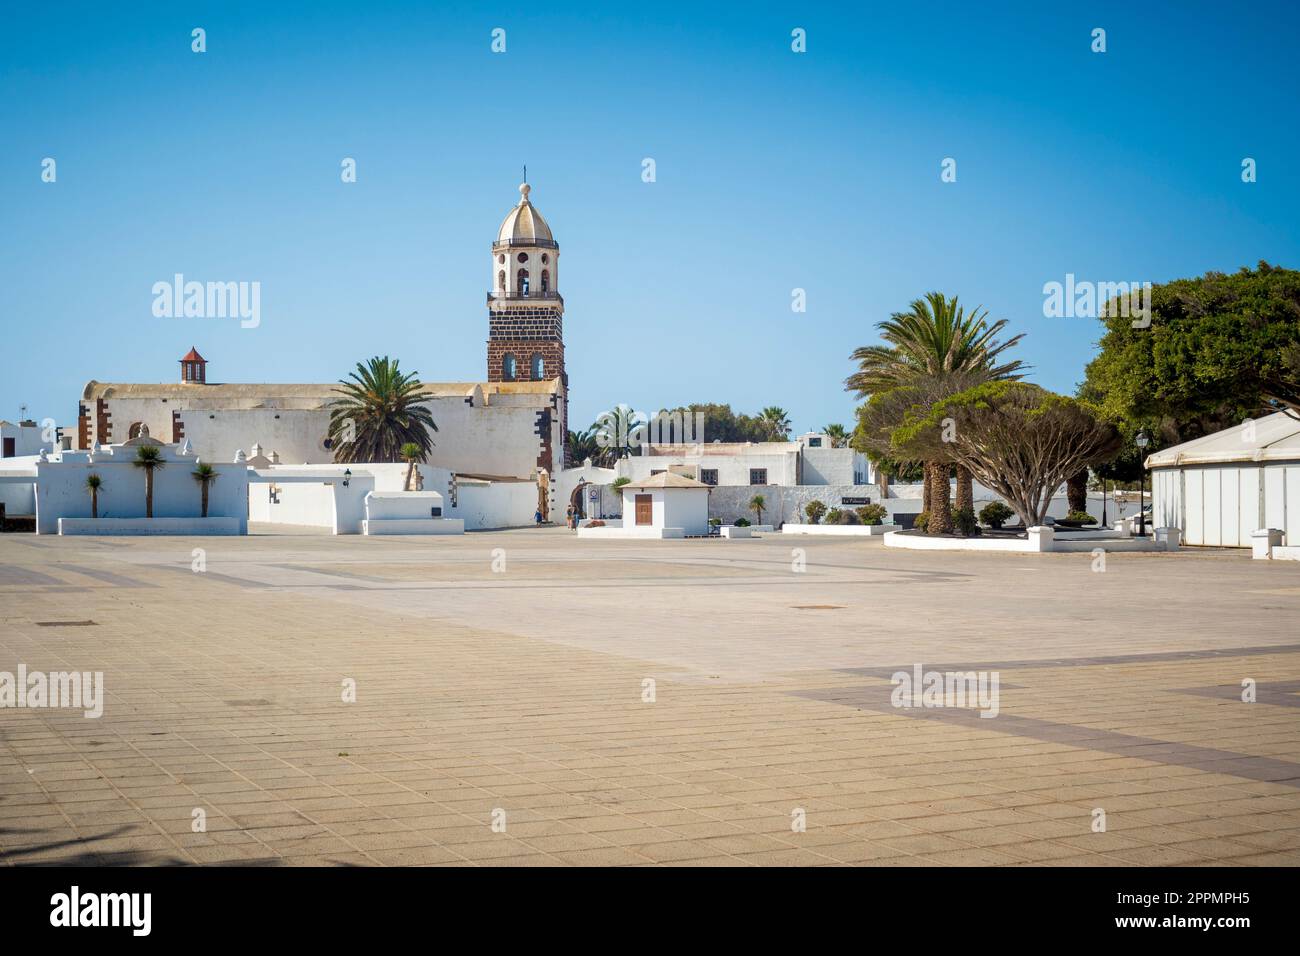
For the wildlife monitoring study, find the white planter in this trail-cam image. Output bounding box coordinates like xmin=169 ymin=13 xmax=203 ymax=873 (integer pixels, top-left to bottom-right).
xmin=57 ymin=517 xmax=241 ymax=536
xmin=720 ymin=526 xmax=751 ymax=538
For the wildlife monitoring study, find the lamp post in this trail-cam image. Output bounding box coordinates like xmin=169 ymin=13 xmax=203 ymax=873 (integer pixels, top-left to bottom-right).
xmin=1135 ymin=430 xmax=1150 ymax=536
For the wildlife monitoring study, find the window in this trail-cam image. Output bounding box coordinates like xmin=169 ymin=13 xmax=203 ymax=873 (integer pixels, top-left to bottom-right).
xmin=749 ymin=469 xmax=767 ymax=485
xmin=497 ymin=254 xmax=505 ymax=264
xmin=699 ymin=469 xmax=718 ymax=486
xmin=808 ymin=437 xmax=822 ymax=447
xmin=650 ymin=469 xmax=666 ymax=476
xmin=517 ymin=268 xmax=529 ymax=295
xmin=497 ymin=270 xmax=505 ymax=292
xmin=516 ymin=252 xmax=529 ymax=263
xmin=503 ymin=353 xmax=517 ymax=381
xmin=530 ymin=354 xmax=544 ymax=380
xmin=540 ymin=270 xmax=549 ymax=292
xmin=541 ymin=253 xmax=549 ymax=264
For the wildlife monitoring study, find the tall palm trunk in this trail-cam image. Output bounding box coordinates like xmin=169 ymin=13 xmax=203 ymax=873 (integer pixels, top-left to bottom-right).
xmin=201 ymin=484 xmax=209 ymax=518
xmin=145 ymin=470 xmax=154 ymax=518
xmin=91 ymin=491 xmax=98 ymax=519
xmin=1066 ymin=469 xmax=1088 ymax=514
xmin=878 ymin=469 xmax=890 ymax=499
xmin=955 ymin=464 xmax=973 ymax=514
xmin=927 ymin=462 xmax=953 ymax=534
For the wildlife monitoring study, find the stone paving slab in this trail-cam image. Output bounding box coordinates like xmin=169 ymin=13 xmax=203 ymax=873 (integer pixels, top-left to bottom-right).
xmin=0 ymin=529 xmax=1297 ymax=866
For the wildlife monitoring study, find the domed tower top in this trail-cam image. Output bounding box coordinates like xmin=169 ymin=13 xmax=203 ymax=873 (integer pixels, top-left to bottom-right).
xmin=496 ymin=182 xmax=555 ymax=247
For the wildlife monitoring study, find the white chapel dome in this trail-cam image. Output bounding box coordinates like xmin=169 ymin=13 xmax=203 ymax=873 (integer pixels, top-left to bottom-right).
xmin=497 ymin=183 xmax=554 ymax=245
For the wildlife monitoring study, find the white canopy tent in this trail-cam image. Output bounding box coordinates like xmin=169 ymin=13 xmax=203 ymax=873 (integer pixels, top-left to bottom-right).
xmin=1146 ymin=411 xmax=1300 ymax=547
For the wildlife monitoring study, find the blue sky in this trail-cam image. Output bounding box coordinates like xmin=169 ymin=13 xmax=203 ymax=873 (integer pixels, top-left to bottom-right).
xmin=2 ymin=1 xmax=1297 ymax=435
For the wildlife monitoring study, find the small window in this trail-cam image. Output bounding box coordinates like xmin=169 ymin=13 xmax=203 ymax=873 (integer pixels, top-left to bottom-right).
xmin=497 ymin=270 xmax=505 ymax=292
xmin=808 ymin=437 xmax=822 ymax=447
xmin=503 ymin=353 xmax=517 ymax=381
xmin=650 ymin=469 xmax=666 ymax=476
xmin=517 ymin=269 xmax=529 ymax=295
xmin=516 ymin=252 xmax=529 ymax=263
xmin=540 ymin=270 xmax=549 ymax=293
xmin=530 ymin=354 xmax=544 ymax=380
xmin=497 ymin=254 xmax=505 ymax=264
xmin=749 ymin=469 xmax=767 ymax=485
xmin=541 ymin=253 xmax=549 ymax=264
xmin=700 ymin=469 xmax=718 ymax=486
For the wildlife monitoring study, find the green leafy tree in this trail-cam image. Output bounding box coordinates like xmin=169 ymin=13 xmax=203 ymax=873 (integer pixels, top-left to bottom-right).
xmin=1080 ymin=262 xmax=1300 ymax=445
xmin=328 ymin=357 xmax=438 ymax=463
xmin=400 ymin=442 xmax=423 ymax=491
xmin=133 ymin=445 xmax=165 ymax=518
xmin=192 ymin=462 xmax=218 ymax=517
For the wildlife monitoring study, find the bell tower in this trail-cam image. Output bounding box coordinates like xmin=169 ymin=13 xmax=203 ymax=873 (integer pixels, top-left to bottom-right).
xmin=487 ymin=181 xmax=567 ymax=438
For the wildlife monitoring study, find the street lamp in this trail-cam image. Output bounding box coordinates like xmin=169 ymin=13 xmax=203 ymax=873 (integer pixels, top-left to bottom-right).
xmin=342 ymin=468 xmax=351 ymax=489
xmin=1135 ymin=430 xmax=1150 ymax=536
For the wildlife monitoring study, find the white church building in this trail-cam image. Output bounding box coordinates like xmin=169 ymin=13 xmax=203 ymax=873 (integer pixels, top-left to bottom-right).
xmin=74 ymin=181 xmax=571 ymax=483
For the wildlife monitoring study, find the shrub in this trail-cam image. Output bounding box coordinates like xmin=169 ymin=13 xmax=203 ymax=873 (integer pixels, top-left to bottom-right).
xmin=734 ymin=517 xmax=751 ymax=527
xmin=855 ymin=503 xmax=888 ymax=525
xmin=953 ymin=506 xmax=980 ymax=537
xmin=804 ymin=500 xmax=827 ymax=525
xmin=912 ymin=511 xmax=929 ymax=532
xmin=708 ymin=517 xmax=721 ymax=526
xmin=1065 ymin=510 xmax=1098 ymax=524
xmin=978 ymin=501 xmax=1014 ymax=529
xmin=825 ymin=508 xmax=843 ymax=525
xmin=837 ymin=509 xmax=860 ymax=525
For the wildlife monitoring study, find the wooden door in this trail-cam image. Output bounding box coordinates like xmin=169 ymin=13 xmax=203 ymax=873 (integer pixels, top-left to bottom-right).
xmin=635 ymin=494 xmax=653 ymax=526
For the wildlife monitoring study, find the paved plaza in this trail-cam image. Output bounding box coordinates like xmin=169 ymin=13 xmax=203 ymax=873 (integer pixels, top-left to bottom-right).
xmin=1 ymin=528 xmax=1298 ymax=866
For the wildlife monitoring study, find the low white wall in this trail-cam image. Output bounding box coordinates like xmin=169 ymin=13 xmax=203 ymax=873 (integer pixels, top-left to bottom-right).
xmin=36 ymin=448 xmax=248 ymax=535
xmin=782 ymin=523 xmax=897 ymax=536
xmin=707 ymin=484 xmax=883 ymax=526
xmin=59 ymin=517 xmax=241 ymax=536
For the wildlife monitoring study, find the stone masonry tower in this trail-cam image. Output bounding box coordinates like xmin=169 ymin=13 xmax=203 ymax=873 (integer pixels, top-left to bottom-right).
xmin=487 ymin=181 xmax=567 ymax=442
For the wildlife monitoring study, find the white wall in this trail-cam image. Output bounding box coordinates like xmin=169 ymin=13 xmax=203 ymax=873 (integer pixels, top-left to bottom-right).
xmin=85 ymin=391 xmax=563 ymax=479
xmin=617 ymin=449 xmax=799 ymax=486
xmin=1156 ymin=462 xmax=1300 ymax=547
xmin=1 ymin=422 xmax=53 ymax=458
xmin=34 ymin=447 xmax=248 ymax=534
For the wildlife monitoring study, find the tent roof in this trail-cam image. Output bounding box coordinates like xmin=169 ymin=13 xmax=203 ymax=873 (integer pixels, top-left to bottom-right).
xmin=1145 ymin=410 xmax=1300 ymax=468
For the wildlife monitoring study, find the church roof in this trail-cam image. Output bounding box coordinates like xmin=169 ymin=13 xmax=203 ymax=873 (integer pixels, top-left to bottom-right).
xmin=496 ymin=183 xmax=554 ymax=246
xmin=180 ymin=347 xmax=206 ymax=363
xmin=81 ymin=378 xmax=562 ymax=407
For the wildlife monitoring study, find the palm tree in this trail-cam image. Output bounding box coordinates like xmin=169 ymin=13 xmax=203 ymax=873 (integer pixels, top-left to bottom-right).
xmin=192 ymin=463 xmax=218 ymax=517
xmin=566 ymin=427 xmax=602 ymax=467
xmin=85 ymin=473 xmax=103 ymax=519
xmin=822 ymin=423 xmax=849 ymax=447
xmin=846 ymin=292 xmax=1026 ymax=534
xmin=400 ymin=442 xmax=423 ymax=491
xmin=593 ymin=405 xmax=646 ymax=460
xmin=328 ymin=356 xmax=438 ymax=463
xmin=133 ymin=445 xmax=165 ymax=518
xmin=749 ymin=493 xmax=766 ymax=525
xmin=758 ymin=406 xmax=791 ymax=441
